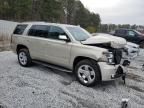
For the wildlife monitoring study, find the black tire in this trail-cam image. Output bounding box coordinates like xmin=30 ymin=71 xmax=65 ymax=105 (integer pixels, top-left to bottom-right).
xmin=140 ymin=41 xmax=144 ymax=48
xmin=74 ymin=59 xmax=101 ymax=87
xmin=18 ymin=48 xmax=32 ymax=67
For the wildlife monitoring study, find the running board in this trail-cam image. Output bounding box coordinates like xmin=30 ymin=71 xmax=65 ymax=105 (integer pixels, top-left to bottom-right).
xmin=33 ymin=60 xmax=72 ymax=73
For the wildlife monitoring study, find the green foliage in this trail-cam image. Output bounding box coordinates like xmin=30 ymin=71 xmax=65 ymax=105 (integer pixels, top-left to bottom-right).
xmin=14 ymin=0 xmax=32 ymax=21
xmin=0 ymin=0 xmax=32 ymax=20
xmin=0 ymin=0 xmax=101 ymax=32
xmin=40 ymin=0 xmax=63 ymax=22
xmin=100 ymin=24 xmax=144 ymax=33
xmin=86 ymin=26 xmax=97 ymax=33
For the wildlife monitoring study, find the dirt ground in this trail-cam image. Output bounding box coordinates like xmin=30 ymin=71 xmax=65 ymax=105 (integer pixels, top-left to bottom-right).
xmin=0 ymin=50 xmax=144 ymax=108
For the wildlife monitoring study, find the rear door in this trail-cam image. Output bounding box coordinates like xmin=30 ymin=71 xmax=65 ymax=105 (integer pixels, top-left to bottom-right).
xmin=27 ymin=25 xmax=50 ymax=60
xmin=11 ymin=24 xmax=28 ymax=53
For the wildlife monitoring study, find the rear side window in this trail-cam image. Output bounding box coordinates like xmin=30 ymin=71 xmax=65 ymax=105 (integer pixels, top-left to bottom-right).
xmin=13 ymin=24 xmax=27 ymax=35
xmin=28 ymin=25 xmax=50 ymax=38
xmin=115 ymin=30 xmax=126 ymax=35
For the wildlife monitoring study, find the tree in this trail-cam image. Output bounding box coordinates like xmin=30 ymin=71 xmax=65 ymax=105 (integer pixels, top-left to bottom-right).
xmin=39 ymin=0 xmax=63 ymax=22
xmin=14 ymin=0 xmax=32 ymax=21
xmin=0 ymin=0 xmax=14 ymax=20
xmin=131 ymin=24 xmax=137 ymax=29
xmin=100 ymin=24 xmax=109 ymax=33
xmin=74 ymin=1 xmax=88 ymax=27
xmin=0 ymin=0 xmax=101 ymax=32
xmin=60 ymin=0 xmax=76 ymax=24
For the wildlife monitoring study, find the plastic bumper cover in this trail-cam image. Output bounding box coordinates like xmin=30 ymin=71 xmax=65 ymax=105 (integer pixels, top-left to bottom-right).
xmin=98 ymin=62 xmax=128 ymax=81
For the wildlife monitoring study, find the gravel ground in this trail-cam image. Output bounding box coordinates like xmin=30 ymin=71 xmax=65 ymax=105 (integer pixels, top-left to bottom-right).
xmin=0 ymin=50 xmax=144 ymax=108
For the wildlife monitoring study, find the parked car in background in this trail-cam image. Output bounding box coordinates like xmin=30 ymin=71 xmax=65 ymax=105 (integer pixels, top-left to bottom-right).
xmin=92 ymin=33 xmax=140 ymax=59
xmin=124 ymin=42 xmax=140 ymax=58
xmin=111 ymin=29 xmax=144 ymax=48
xmin=11 ymin=22 xmax=129 ymax=87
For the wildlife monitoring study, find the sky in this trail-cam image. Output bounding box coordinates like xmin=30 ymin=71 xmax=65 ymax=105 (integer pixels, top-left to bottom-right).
xmin=80 ymin=0 xmax=144 ymax=25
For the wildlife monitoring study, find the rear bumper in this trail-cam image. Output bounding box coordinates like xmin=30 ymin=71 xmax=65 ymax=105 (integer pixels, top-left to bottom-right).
xmin=98 ymin=62 xmax=128 ymax=81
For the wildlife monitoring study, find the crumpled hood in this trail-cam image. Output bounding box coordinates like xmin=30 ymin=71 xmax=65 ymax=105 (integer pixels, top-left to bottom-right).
xmin=82 ymin=35 xmax=127 ymax=49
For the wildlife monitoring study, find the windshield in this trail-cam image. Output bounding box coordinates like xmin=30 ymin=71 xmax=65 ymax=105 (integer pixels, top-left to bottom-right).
xmin=66 ymin=26 xmax=91 ymax=41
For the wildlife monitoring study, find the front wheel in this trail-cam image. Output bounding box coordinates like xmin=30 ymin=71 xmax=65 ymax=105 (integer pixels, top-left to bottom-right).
xmin=18 ymin=49 xmax=32 ymax=67
xmin=74 ymin=59 xmax=101 ymax=87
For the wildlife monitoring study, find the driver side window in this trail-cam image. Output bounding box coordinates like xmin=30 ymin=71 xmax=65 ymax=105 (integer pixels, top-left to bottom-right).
xmin=48 ymin=26 xmax=66 ymax=40
xmin=127 ymin=30 xmax=136 ymax=37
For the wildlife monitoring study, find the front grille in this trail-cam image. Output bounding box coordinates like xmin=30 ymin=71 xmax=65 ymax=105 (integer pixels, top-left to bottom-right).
xmin=114 ymin=49 xmax=122 ymax=64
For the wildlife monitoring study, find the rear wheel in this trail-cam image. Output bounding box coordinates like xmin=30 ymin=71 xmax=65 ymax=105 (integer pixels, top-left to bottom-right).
xmin=18 ymin=49 xmax=32 ymax=67
xmin=74 ymin=59 xmax=101 ymax=87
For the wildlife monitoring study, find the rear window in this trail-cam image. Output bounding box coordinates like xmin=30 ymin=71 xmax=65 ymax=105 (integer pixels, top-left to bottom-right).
xmin=13 ymin=24 xmax=27 ymax=35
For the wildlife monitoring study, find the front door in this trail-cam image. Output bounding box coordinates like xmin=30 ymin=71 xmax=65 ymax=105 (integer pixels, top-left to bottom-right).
xmin=44 ymin=26 xmax=72 ymax=68
xmin=126 ymin=30 xmax=139 ymax=43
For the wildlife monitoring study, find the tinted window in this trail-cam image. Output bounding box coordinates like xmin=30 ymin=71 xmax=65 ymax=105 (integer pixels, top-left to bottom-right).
xmin=127 ymin=30 xmax=136 ymax=37
xmin=28 ymin=25 xmax=49 ymax=38
xmin=13 ymin=24 xmax=27 ymax=35
xmin=115 ymin=30 xmax=126 ymax=35
xmin=48 ymin=26 xmax=66 ymax=40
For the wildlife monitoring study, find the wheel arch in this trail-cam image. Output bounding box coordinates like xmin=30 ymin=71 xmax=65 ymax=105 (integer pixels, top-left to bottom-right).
xmin=16 ymin=44 xmax=29 ymax=54
xmin=73 ymin=56 xmax=102 ymax=80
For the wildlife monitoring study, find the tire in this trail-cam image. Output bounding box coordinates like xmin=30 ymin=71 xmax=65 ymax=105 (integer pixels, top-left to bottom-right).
xmin=18 ymin=48 xmax=32 ymax=67
xmin=74 ymin=59 xmax=101 ymax=87
xmin=140 ymin=41 xmax=144 ymax=48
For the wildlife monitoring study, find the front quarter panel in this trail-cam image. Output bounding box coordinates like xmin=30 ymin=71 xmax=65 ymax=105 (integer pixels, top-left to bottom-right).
xmin=70 ymin=43 xmax=107 ymax=69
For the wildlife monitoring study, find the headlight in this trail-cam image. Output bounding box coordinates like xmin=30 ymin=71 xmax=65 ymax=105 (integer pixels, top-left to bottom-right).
xmin=99 ymin=52 xmax=114 ymax=64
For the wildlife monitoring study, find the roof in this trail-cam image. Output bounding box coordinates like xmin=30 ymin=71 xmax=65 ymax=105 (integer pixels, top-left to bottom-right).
xmin=115 ymin=28 xmax=134 ymax=31
xmin=20 ymin=21 xmax=78 ymax=28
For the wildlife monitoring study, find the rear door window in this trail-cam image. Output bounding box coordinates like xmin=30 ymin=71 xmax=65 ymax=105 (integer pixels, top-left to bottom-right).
xmin=28 ymin=25 xmax=50 ymax=38
xmin=13 ymin=24 xmax=28 ymax=35
xmin=116 ymin=30 xmax=126 ymax=36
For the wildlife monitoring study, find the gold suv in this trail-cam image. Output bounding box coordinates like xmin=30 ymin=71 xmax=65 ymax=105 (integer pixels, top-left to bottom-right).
xmin=11 ymin=22 xmax=129 ymax=86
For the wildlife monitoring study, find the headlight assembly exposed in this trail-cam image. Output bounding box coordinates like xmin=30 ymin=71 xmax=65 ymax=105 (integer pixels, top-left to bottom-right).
xmin=99 ymin=52 xmax=114 ymax=64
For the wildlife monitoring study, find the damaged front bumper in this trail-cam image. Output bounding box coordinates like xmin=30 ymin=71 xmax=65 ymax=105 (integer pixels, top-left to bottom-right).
xmin=111 ymin=66 xmax=126 ymax=79
xmin=98 ymin=59 xmax=130 ymax=81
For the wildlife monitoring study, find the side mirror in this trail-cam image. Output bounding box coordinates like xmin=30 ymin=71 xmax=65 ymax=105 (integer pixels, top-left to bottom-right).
xmin=59 ymin=35 xmax=70 ymax=42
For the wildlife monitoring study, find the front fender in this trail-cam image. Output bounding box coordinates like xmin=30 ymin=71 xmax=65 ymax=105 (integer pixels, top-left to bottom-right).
xmin=69 ymin=43 xmax=107 ymax=69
